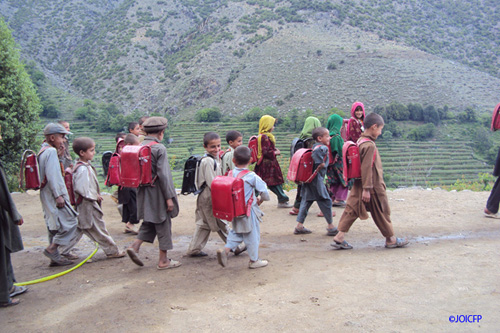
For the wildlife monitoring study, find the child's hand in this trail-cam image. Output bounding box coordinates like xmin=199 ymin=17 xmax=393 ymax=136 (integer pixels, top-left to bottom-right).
xmin=97 ymin=195 xmax=103 ymax=203
xmin=257 ymin=197 xmax=264 ymax=206
xmin=362 ymin=189 xmax=371 ymax=203
xmin=16 ymin=218 xmax=24 ymax=226
xmin=56 ymin=196 xmax=65 ymax=208
xmin=166 ymin=198 xmax=174 ymax=212
xmin=275 ymin=149 xmax=281 ymax=155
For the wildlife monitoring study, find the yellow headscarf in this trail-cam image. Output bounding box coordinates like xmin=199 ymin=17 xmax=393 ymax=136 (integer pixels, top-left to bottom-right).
xmin=257 ymin=115 xmax=276 ymax=159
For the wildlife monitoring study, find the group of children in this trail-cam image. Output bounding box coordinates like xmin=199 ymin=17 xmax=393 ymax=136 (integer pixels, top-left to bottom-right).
xmin=2 ymin=104 xmax=410 ymax=308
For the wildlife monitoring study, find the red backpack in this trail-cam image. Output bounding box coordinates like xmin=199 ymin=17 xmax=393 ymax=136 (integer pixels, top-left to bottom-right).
xmin=64 ymin=162 xmax=86 ymax=207
xmin=247 ymin=135 xmax=262 ymax=165
xmin=287 ymin=146 xmax=325 ymax=184
xmin=491 ymin=102 xmax=500 ymax=131
xmin=105 ymin=139 xmax=125 ymax=187
xmin=340 ymin=119 xmax=349 ymax=140
xmin=19 ymin=149 xmax=42 ymax=190
xmin=119 ymin=142 xmax=158 ymax=188
xmin=211 ymin=170 xmax=253 ymax=221
xmin=342 ymin=138 xmax=376 ymax=183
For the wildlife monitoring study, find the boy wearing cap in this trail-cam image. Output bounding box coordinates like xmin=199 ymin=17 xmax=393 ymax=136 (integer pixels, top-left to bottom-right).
xmin=126 ymin=117 xmax=181 ymax=269
xmin=39 ymin=123 xmax=79 ymax=266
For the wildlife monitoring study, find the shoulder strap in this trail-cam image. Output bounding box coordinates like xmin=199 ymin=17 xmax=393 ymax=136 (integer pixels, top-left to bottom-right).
xmin=203 ymin=153 xmax=217 ymax=171
xmin=145 ymin=141 xmax=159 ymax=147
xmin=357 ymin=138 xmax=377 ymax=166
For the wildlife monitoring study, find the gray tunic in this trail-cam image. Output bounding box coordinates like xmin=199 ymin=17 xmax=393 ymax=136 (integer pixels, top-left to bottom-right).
xmin=38 ymin=143 xmax=78 ymax=241
xmin=300 ymin=143 xmax=330 ymax=201
xmin=137 ymin=137 xmax=178 ymax=224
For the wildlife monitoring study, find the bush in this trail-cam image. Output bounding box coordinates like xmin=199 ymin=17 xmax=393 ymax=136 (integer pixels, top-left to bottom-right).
xmin=195 ymin=107 xmax=222 ymax=122
xmin=406 ymin=123 xmax=436 ymax=141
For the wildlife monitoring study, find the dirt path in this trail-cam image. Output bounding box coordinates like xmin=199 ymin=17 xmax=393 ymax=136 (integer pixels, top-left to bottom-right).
xmin=1 ymin=188 xmax=499 ymax=332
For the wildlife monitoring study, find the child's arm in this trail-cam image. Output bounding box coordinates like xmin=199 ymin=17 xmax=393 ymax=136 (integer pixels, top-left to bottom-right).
xmin=43 ymin=149 xmax=67 ymax=207
xmin=72 ymin=166 xmax=98 ymax=201
xmin=155 ymin=147 xmax=176 ymax=210
xmin=260 ymin=135 xmax=276 ymax=159
xmin=359 ymin=141 xmax=376 ymax=197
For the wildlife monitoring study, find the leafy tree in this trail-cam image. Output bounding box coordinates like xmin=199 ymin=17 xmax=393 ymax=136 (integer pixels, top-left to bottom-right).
xmin=386 ymin=102 xmax=409 ymax=121
xmin=407 ymin=103 xmax=424 ymax=121
xmin=383 ymin=122 xmax=402 ymax=138
xmin=243 ymin=107 xmax=264 ymax=122
xmin=406 ymin=123 xmax=436 ymax=141
xmin=195 ymin=107 xmax=222 ymax=122
xmin=423 ymin=105 xmax=440 ymax=125
xmin=0 ymin=18 xmax=42 ymax=189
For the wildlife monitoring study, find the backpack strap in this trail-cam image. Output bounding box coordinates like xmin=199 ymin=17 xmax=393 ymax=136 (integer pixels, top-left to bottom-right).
xmin=37 ymin=145 xmax=63 ymax=190
xmin=72 ymin=161 xmax=86 ymax=207
xmin=304 ymin=145 xmax=328 ymax=183
xmin=19 ymin=149 xmax=37 ymax=190
xmin=357 ymin=138 xmax=377 ymax=167
xmin=144 ymin=141 xmax=160 ymax=186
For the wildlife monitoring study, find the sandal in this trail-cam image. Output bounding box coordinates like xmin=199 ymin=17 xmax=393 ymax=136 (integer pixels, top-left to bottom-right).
xmin=330 ymin=240 xmax=353 ymax=250
xmin=289 ymin=208 xmax=299 ymax=216
xmin=126 ymin=248 xmax=144 ymax=266
xmin=107 ymin=251 xmax=126 ymax=259
xmin=326 ymin=228 xmax=339 ymax=236
xmin=385 ymin=238 xmax=409 ymax=248
xmin=294 ymin=227 xmax=312 ymax=234
xmin=9 ymin=286 xmax=28 ymax=298
xmin=157 ymin=259 xmax=181 ymax=270
xmin=0 ymin=298 xmax=19 ymax=307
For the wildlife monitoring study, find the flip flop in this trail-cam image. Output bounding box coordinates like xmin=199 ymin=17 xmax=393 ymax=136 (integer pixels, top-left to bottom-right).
xmin=289 ymin=209 xmax=299 ymax=216
xmin=331 ymin=240 xmax=353 ymax=250
xmin=294 ymin=227 xmax=312 ymax=234
xmin=124 ymin=226 xmax=139 ymax=235
xmin=0 ymin=298 xmax=20 ymax=307
xmin=326 ymin=228 xmax=339 ymax=236
xmin=157 ymin=259 xmax=181 ymax=270
xmin=385 ymin=238 xmax=409 ymax=248
xmin=9 ymin=286 xmax=28 ymax=298
xmin=126 ymin=248 xmax=144 ymax=266
xmin=107 ymin=251 xmax=126 ymax=259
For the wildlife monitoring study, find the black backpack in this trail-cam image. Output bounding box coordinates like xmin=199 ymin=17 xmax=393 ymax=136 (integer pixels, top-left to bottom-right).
xmin=101 ymin=151 xmax=113 ymax=178
xmin=290 ymin=138 xmax=314 ymax=157
xmin=181 ymin=155 xmax=217 ymax=195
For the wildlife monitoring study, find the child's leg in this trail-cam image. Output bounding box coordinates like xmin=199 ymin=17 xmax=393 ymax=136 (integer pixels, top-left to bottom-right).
xmin=333 ymin=206 xmax=359 ymax=243
xmin=317 ymin=198 xmax=334 ymax=227
xmin=268 ymin=185 xmax=290 ymax=203
xmin=242 ymin=218 xmax=261 ymax=262
xmin=331 ymin=183 xmax=349 ymax=201
xmin=295 ymin=200 xmax=314 ymax=230
xmin=59 ymin=228 xmax=83 ymax=256
xmin=84 ymin=218 xmax=122 ymax=256
xmin=365 ymin=194 xmax=395 ymax=241
xmin=225 ymin=229 xmax=244 ymax=253
xmin=216 ymin=219 xmax=228 ymax=243
xmin=486 ymin=177 xmax=500 ymax=214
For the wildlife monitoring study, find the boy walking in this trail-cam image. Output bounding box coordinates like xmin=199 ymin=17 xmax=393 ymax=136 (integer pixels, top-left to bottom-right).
xmin=64 ymin=137 xmax=125 ymax=259
xmin=186 ymin=132 xmax=228 ymax=257
xmin=293 ymin=127 xmax=339 ymax=236
xmin=126 ymin=117 xmax=181 ymax=269
xmin=221 ymin=130 xmax=243 ymax=175
xmin=332 ymin=113 xmax=408 ymax=249
xmin=217 ymin=146 xmax=270 ymax=269
xmin=39 ymin=123 xmax=78 ymax=266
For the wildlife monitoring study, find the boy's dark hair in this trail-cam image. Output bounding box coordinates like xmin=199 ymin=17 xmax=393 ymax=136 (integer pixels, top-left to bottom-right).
xmin=128 ymin=122 xmax=139 ymax=132
xmin=355 ymin=106 xmax=363 ymax=112
xmin=138 ymin=116 xmax=148 ymax=125
xmin=226 ymin=130 xmax=242 ymax=144
xmin=364 ymin=113 xmax=385 ymax=129
xmin=124 ymin=133 xmax=139 ymax=145
xmin=73 ymin=137 xmax=95 ymax=155
xmin=312 ymin=127 xmax=328 ymax=141
xmin=203 ymin=132 xmax=220 ymax=146
xmin=233 ymin=146 xmax=251 ymax=165
xmin=115 ymin=132 xmax=126 ymax=142
xmin=58 ymin=120 xmax=69 ymax=127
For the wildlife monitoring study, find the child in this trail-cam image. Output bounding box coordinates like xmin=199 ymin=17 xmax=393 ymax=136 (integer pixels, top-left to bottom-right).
xmin=294 ymin=127 xmax=339 ymax=236
xmin=128 ymin=122 xmax=141 ymax=136
xmin=221 ymin=130 xmax=243 ymax=175
xmin=118 ymin=134 xmax=140 ymax=234
xmin=290 ymin=116 xmax=321 ymax=215
xmin=347 ymin=102 xmax=365 ymax=142
xmin=326 ymin=114 xmax=348 ymax=207
xmin=58 ymin=120 xmax=73 ymax=169
xmin=217 ymin=146 xmax=270 ymax=269
xmin=0 ymin=124 xmax=27 ymax=307
xmin=484 ymin=145 xmax=500 ymax=218
xmin=126 ymin=117 xmax=180 ymax=269
xmin=186 ymin=132 xmax=228 ymax=257
xmin=38 ymin=123 xmax=79 ymax=266
xmin=65 ymin=137 xmax=125 ymax=259
xmin=254 ymin=115 xmax=292 ymax=208
xmin=332 ymin=113 xmax=408 ymax=249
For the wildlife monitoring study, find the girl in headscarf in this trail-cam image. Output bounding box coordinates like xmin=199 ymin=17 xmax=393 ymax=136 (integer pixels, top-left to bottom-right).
xmin=289 ymin=116 xmax=321 ymax=215
xmin=326 ymin=114 xmax=348 ymax=206
xmin=254 ymin=115 xmax=291 ymax=208
xmin=347 ymin=101 xmax=365 ymax=142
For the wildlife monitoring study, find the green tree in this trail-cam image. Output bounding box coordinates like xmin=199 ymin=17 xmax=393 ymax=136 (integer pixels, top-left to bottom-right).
xmin=0 ymin=18 xmax=42 ymax=189
xmin=195 ymin=107 xmax=222 ymax=122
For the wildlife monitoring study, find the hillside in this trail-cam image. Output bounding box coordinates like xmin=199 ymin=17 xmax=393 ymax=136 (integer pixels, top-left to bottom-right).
xmin=1 ymin=0 xmax=499 ymax=118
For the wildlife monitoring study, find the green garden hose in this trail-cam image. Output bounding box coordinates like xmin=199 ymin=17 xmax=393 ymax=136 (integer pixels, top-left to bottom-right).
xmin=14 ymin=243 xmax=99 ymax=286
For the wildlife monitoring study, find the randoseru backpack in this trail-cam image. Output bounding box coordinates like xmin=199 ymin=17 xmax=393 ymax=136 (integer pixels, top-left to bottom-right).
xmin=19 ymin=149 xmax=43 ymax=190
xmin=287 ymin=146 xmax=326 ymax=184
xmin=342 ymin=138 xmax=376 ymax=183
xmin=119 ymin=142 xmax=158 ymax=188
xmin=101 ymin=151 xmax=113 ymax=177
xmin=64 ymin=162 xmax=85 ymax=207
xmin=181 ymin=154 xmax=217 ymax=195
xmin=211 ymin=170 xmax=253 ymax=221
xmin=247 ymin=135 xmax=261 ymax=165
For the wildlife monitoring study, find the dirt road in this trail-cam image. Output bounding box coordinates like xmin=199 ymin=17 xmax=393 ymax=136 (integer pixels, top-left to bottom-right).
xmin=1 ymin=188 xmax=498 ymax=332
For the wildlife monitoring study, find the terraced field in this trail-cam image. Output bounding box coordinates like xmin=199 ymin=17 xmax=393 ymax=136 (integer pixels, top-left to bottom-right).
xmin=68 ymin=120 xmax=492 ymax=189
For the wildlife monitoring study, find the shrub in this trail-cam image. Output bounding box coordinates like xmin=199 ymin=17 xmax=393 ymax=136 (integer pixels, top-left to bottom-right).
xmin=195 ymin=107 xmax=222 ymax=122
xmin=406 ymin=123 xmax=436 ymax=141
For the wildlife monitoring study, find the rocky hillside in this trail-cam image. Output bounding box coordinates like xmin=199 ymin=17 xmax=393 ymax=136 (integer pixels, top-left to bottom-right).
xmin=1 ymin=0 xmax=499 ymax=118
